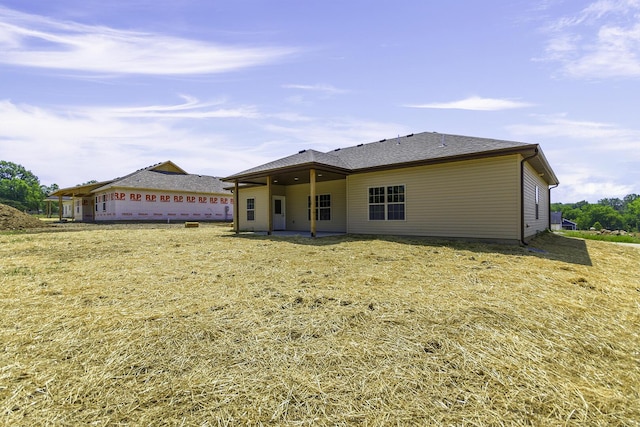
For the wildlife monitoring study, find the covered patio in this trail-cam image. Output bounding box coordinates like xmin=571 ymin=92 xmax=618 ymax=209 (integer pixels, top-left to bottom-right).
xmin=223 ymin=149 xmax=351 ymax=238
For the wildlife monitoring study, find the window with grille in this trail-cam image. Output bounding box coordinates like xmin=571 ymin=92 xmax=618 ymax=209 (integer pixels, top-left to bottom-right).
xmin=369 ymin=185 xmax=405 ymax=220
xmin=308 ymin=194 xmax=331 ymax=221
xmin=247 ymin=198 xmax=255 ymax=221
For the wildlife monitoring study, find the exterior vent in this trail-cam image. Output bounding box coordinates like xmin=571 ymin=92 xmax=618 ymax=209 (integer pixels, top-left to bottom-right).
xmin=379 ymin=139 xmax=386 ymax=142
xmin=406 ymin=133 xmax=414 ymax=137
xmin=357 ymin=143 xmax=364 ymax=147
xmin=334 ymin=148 xmax=341 ymax=151
xmin=298 ymin=149 xmax=306 ymax=154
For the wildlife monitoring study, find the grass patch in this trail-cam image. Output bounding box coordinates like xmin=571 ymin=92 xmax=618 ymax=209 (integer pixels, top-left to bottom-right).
xmin=1 ymin=224 xmax=639 ymax=425
xmin=560 ymin=230 xmax=640 ymax=244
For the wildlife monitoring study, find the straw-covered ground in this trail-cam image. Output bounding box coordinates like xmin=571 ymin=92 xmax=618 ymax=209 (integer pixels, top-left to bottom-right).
xmin=1 ymin=223 xmax=639 ymax=426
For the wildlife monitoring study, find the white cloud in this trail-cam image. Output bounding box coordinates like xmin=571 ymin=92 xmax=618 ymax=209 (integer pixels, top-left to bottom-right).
xmin=508 ymin=113 xmax=640 ymax=202
xmin=507 ymin=113 xmax=640 ymax=149
xmin=0 ymin=6 xmax=296 ymax=75
xmin=539 ymin=0 xmax=640 ymax=78
xmin=549 ymin=161 xmax=635 ymax=202
xmin=89 ymin=96 xmax=262 ymax=119
xmin=0 ymin=98 xmax=406 ymax=189
xmin=262 ymin=118 xmax=411 ymax=152
xmin=282 ymin=83 xmax=348 ymax=95
xmin=0 ymin=98 xmax=269 ymax=187
xmin=405 ymin=96 xmax=534 ymax=111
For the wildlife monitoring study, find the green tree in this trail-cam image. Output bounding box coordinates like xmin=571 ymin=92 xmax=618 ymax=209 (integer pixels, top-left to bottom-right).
xmin=578 ymin=204 xmax=624 ymax=230
xmin=0 ymin=161 xmax=46 ymax=211
xmin=624 ymin=197 xmax=640 ymax=231
xmin=598 ymin=197 xmax=624 ymax=212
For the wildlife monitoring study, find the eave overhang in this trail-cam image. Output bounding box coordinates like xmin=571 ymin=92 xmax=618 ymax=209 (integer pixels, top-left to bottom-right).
xmin=50 ymin=180 xmax=114 ymax=198
xmin=222 ymin=161 xmax=351 ymax=186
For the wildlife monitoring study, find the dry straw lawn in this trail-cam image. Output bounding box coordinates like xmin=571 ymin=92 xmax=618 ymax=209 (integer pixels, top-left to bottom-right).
xmin=1 ymin=223 xmax=639 ymax=426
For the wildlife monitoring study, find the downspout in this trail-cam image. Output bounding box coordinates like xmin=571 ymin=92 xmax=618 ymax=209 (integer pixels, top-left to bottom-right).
xmin=520 ymin=148 xmax=539 ymax=245
xmin=548 ymin=183 xmax=559 ymax=231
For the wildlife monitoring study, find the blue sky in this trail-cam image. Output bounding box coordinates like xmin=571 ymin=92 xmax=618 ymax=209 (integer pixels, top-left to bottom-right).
xmin=1 ymin=0 xmax=639 ymax=202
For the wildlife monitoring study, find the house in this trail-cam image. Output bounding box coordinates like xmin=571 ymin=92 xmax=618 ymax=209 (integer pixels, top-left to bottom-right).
xmin=551 ymin=212 xmax=577 ymax=231
xmin=222 ymin=132 xmax=559 ymax=243
xmin=44 ymin=196 xmax=73 ymax=219
xmin=51 ymin=161 xmax=233 ymax=222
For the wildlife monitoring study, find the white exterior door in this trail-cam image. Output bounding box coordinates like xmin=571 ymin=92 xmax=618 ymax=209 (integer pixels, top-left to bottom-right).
xmin=273 ymin=196 xmax=286 ymax=230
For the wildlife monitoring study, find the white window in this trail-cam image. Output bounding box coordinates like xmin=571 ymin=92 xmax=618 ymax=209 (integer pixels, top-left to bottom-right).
xmin=246 ymin=198 xmax=255 ymax=221
xmin=308 ymin=194 xmax=331 ymax=221
xmin=369 ymin=185 xmax=405 ymax=220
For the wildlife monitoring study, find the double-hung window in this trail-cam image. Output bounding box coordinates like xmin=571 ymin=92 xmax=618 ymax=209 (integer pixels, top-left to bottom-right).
xmin=246 ymin=198 xmax=255 ymax=221
xmin=308 ymin=194 xmax=331 ymax=221
xmin=369 ymin=185 xmax=405 ymax=220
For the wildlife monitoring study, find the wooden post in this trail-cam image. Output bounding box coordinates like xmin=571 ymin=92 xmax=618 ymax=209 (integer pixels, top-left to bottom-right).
xmin=234 ymin=181 xmax=240 ymax=234
xmin=310 ymin=168 xmax=316 ymax=238
xmin=267 ymin=175 xmax=273 ymax=236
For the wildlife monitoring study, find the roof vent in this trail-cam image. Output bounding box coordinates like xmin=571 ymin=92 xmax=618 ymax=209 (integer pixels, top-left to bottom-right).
xmin=334 ymin=148 xmax=341 ymax=151
xmin=379 ymin=139 xmax=386 ymax=142
xmin=298 ymin=149 xmax=306 ymax=154
xmin=439 ymin=134 xmax=447 ymax=148
xmin=357 ymin=143 xmax=364 ymax=147
xmin=406 ymin=133 xmax=414 ymax=137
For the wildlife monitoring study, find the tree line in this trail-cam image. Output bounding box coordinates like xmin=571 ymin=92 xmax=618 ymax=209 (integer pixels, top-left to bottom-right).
xmin=551 ymin=194 xmax=640 ymax=231
xmin=0 ymin=161 xmax=58 ymax=212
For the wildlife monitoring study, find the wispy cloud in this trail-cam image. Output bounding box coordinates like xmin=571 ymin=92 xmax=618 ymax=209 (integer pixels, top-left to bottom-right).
xmin=507 ymin=113 xmax=640 ymax=150
xmin=405 ymin=96 xmax=534 ymax=111
xmin=0 ymin=98 xmax=268 ymax=186
xmin=89 ymin=95 xmax=262 ymax=119
xmin=262 ymin=118 xmax=411 ymax=152
xmin=282 ymin=83 xmax=348 ymax=95
xmin=0 ymin=6 xmax=296 ymax=76
xmin=508 ymin=113 xmax=640 ymax=201
xmin=538 ymin=0 xmax=640 ymax=78
xmin=0 ymin=97 xmax=405 ymax=188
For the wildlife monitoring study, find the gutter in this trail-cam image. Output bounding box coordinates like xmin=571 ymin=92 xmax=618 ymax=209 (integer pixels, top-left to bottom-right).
xmin=548 ymin=183 xmax=559 ymax=231
xmin=520 ymin=148 xmax=539 ymax=245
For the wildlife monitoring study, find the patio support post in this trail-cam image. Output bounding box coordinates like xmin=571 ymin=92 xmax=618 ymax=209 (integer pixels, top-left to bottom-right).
xmin=310 ymin=168 xmax=317 ymax=238
xmin=58 ymin=195 xmax=63 ymax=221
xmin=267 ymin=175 xmax=273 ymax=235
xmin=234 ymin=180 xmax=240 ymax=234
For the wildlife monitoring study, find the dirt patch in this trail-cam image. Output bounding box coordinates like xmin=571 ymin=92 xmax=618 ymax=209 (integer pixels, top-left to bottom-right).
xmin=0 ymin=203 xmax=48 ymax=230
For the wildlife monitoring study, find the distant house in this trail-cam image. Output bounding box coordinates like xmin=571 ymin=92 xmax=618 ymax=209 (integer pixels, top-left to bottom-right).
xmin=223 ymin=132 xmax=559 ymax=243
xmin=45 ymin=196 xmax=73 ymax=219
xmin=51 ymin=161 xmax=233 ymax=222
xmin=551 ymin=212 xmax=577 ymax=231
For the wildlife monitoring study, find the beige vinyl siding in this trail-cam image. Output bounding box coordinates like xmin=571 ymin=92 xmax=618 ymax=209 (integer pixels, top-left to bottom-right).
xmin=346 ymin=155 xmax=522 ymax=241
xmin=285 ymin=180 xmax=347 ymax=232
xmin=236 ymin=186 xmax=269 ymax=231
xmin=523 ymin=161 xmax=549 ymax=239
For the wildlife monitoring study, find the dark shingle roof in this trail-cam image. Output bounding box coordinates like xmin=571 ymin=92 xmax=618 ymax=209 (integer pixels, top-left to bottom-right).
xmin=332 ymin=132 xmax=532 ymax=169
xmin=227 ymin=149 xmax=351 ymax=178
xmin=94 ymin=170 xmax=231 ymax=194
xmin=224 ymin=131 xmax=541 ymax=181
